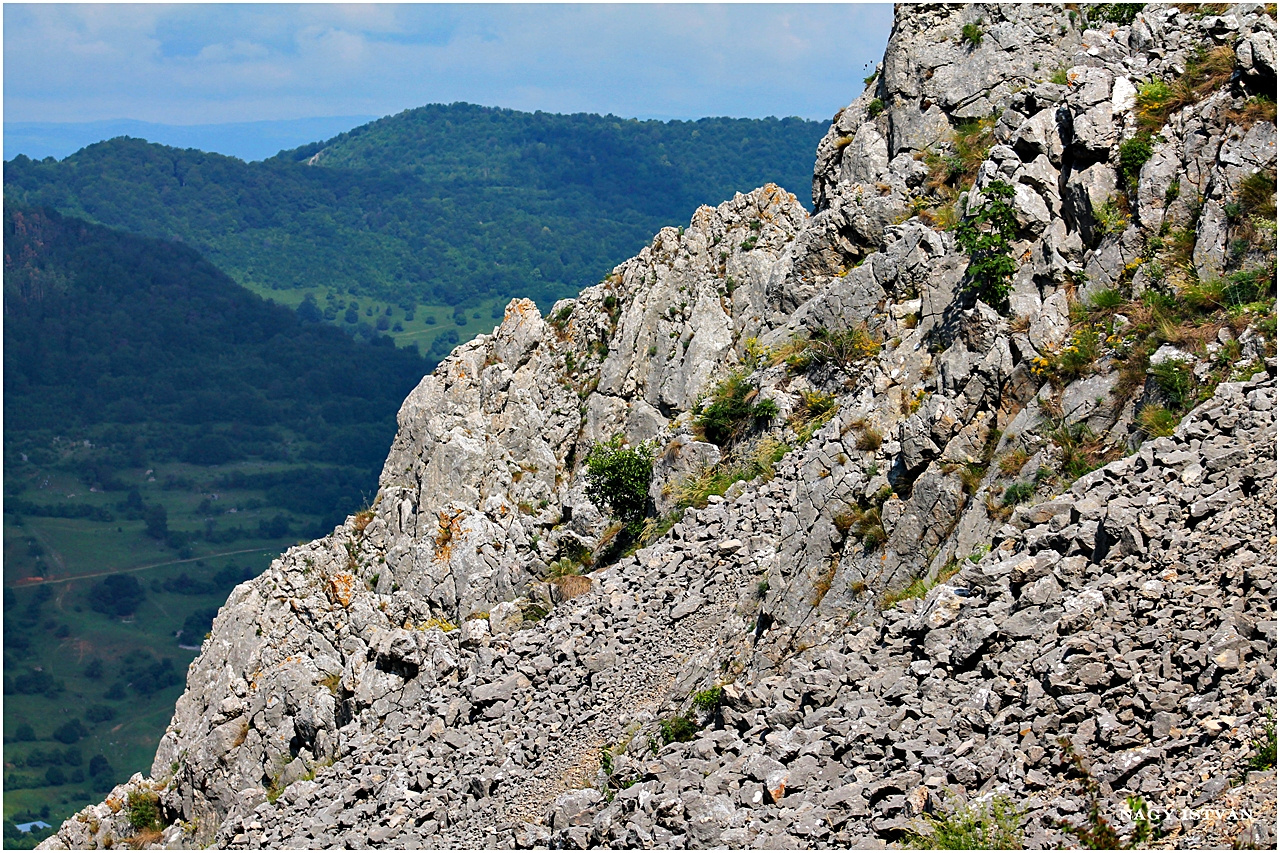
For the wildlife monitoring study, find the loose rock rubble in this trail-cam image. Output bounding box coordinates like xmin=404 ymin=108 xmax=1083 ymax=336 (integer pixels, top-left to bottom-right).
xmin=40 ymin=3 xmax=1276 ymax=850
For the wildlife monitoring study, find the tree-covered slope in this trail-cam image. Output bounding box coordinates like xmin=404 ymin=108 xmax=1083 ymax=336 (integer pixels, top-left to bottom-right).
xmin=276 ymin=103 xmax=825 ymax=221
xmin=3 ymin=204 xmax=428 ymax=518
xmin=4 ymin=105 xmax=826 ymax=312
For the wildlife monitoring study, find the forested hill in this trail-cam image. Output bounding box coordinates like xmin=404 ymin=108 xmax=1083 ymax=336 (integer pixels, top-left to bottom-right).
xmin=275 ymin=104 xmax=825 ymax=220
xmin=4 ymin=105 xmax=826 ymax=312
xmin=3 ymin=204 xmax=427 ymax=521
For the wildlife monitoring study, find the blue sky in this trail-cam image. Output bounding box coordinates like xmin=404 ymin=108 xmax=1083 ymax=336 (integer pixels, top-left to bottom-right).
xmin=3 ymin=3 xmax=894 ymax=126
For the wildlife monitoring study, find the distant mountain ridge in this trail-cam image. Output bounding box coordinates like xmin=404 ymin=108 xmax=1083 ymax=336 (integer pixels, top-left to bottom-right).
xmin=4 ymin=104 xmax=827 ymax=312
xmin=3 ymin=116 xmax=378 ymax=163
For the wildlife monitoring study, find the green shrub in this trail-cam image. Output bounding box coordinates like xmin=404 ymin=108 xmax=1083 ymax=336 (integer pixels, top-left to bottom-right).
xmin=956 ymin=180 xmax=1019 ymax=305
xmin=961 ymin=21 xmax=984 ymax=47
xmin=584 ymin=438 xmax=653 ymax=532
xmin=658 ymin=714 xmax=699 ymax=745
xmin=1047 ymin=419 xmax=1114 ymax=482
xmin=838 ymin=486 xmax=893 ymax=550
xmin=1135 ymin=46 xmax=1236 ymax=135
xmin=127 ymin=790 xmax=162 ymax=831
xmin=880 ymin=577 xmax=932 ymax=609
xmin=1001 ymin=481 xmax=1035 ymax=507
xmin=906 ymin=794 xmax=1023 ymax=849
xmin=695 ymin=371 xmax=777 ymax=446
xmin=1223 ymin=266 xmax=1275 ymax=306
xmin=1050 ymin=67 xmax=1069 ymax=85
xmin=549 ymin=304 xmax=574 ymax=329
xmin=691 ymin=687 xmax=723 ymax=715
xmin=1135 ymin=79 xmax=1175 ymax=134
xmin=867 ymin=98 xmax=885 ymax=119
xmin=1117 ymin=136 xmax=1153 ymax=189
xmin=1249 ymin=710 xmax=1276 ymax=771
xmin=664 ymin=438 xmax=790 ymax=522
xmin=1057 ymin=326 xmax=1102 ymax=383
xmin=791 ymin=390 xmax=838 ymax=443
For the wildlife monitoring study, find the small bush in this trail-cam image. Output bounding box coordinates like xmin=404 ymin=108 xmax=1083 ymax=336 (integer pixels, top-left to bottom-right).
xmin=126 ymin=790 xmax=161 ymax=832
xmin=1049 ymin=67 xmax=1069 ymax=85
xmin=1248 ymin=711 xmax=1277 ymax=771
xmin=691 ymin=687 xmax=723 ymax=715
xmin=549 ymin=304 xmax=574 ymax=329
xmin=1135 ymin=80 xmax=1175 ymax=135
xmin=584 ymin=438 xmax=654 ymax=532
xmin=1136 ymin=398 xmax=1174 ymax=437
xmin=797 ymin=390 xmax=835 ymax=419
xmin=664 ymin=438 xmax=790 ymax=524
xmin=658 ymin=714 xmax=699 ymax=745
xmin=958 ymin=462 xmax=986 ymax=495
xmin=695 ymin=371 xmax=778 ymax=446
xmin=1135 ymin=46 xmax=1236 ymax=135
xmin=545 ymin=556 xmax=584 ymax=579
xmin=961 ymin=21 xmax=984 ymax=47
xmin=839 ymin=489 xmax=892 ymax=549
xmin=1048 ymin=419 xmax=1116 ymax=482
xmin=880 ymin=577 xmax=933 ymax=609
xmin=776 ymin=324 xmax=881 ymax=373
xmin=791 ymin=390 xmax=837 ymax=443
xmin=957 ymin=180 xmax=1019 ymax=305
xmin=1117 ymin=136 xmax=1153 ymax=190
xmin=1001 ymin=481 xmax=1035 ymax=507
xmin=906 ymin=795 xmax=1023 ymax=849
xmin=420 ymin=615 xmax=458 ymax=632
xmin=867 ymin=98 xmax=885 ymax=118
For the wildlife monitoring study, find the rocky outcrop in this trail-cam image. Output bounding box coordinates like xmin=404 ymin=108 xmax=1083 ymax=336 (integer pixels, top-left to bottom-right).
xmin=41 ymin=3 xmax=1276 ymax=850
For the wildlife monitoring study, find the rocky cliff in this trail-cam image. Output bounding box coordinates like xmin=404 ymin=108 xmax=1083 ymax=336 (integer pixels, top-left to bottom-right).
xmin=41 ymin=3 xmax=1277 ymax=850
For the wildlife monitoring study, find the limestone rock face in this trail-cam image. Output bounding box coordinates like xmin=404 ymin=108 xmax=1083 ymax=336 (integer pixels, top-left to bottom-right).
xmin=41 ymin=4 xmax=1277 ymax=851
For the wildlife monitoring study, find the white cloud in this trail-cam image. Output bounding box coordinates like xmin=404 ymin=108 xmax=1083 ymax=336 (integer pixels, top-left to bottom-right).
xmin=3 ymin=3 xmax=893 ymax=124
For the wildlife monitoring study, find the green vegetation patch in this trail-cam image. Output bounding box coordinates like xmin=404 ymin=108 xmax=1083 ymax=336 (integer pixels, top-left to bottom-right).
xmin=5 ymin=106 xmax=827 ymax=314
xmin=906 ymin=794 xmax=1023 ymax=849
xmin=694 ymin=371 xmax=779 ymax=447
xmin=584 ymin=438 xmax=654 ymax=535
xmin=956 ymin=180 xmax=1018 ymax=306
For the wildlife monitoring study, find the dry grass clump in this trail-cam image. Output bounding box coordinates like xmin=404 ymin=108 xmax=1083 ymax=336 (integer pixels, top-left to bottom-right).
xmin=553 ymin=574 xmax=593 ymax=600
